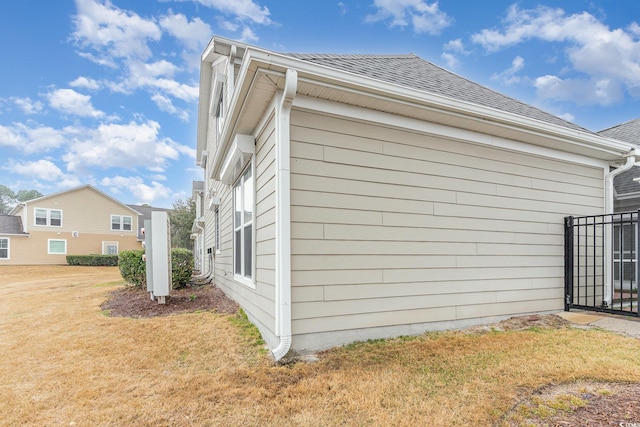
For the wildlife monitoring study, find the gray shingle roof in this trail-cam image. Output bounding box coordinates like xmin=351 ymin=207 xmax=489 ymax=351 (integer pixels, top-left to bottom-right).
xmin=597 ymin=120 xmax=640 ymax=197
xmin=0 ymin=215 xmax=27 ymax=235
xmin=285 ymin=53 xmax=591 ymax=133
xmin=127 ymin=205 xmax=171 ymax=239
xmin=598 ymin=119 xmax=640 ymax=145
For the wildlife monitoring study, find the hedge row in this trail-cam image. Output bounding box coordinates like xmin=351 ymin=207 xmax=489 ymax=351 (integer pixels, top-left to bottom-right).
xmin=118 ymin=248 xmax=194 ymax=289
xmin=66 ymin=254 xmax=119 ymax=266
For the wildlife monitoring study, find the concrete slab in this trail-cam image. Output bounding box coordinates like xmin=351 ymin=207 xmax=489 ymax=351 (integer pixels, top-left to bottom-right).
xmin=558 ymin=310 xmax=640 ymax=339
xmin=556 ymin=311 xmax=605 ymax=325
xmin=591 ymin=316 xmax=640 ymax=339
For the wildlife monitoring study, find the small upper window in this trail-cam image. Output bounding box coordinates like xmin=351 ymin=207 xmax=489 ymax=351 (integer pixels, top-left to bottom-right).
xmin=34 ymin=208 xmax=62 ymax=227
xmin=216 ymin=84 xmax=225 ymax=139
xmin=111 ymin=215 xmax=133 ymax=231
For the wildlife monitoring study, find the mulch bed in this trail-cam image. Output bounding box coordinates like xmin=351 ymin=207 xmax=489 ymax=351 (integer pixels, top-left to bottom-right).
xmin=101 ymin=283 xmax=239 ymax=318
xmin=501 ymin=382 xmax=640 ymax=426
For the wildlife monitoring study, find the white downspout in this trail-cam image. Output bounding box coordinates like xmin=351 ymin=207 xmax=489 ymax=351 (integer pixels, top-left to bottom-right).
xmin=194 ymin=220 xmax=205 ymax=272
xmin=604 ymin=149 xmax=636 ymax=306
xmin=272 ymin=68 xmax=297 ymax=361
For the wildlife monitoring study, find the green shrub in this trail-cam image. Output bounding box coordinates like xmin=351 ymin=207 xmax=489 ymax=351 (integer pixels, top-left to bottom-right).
xmin=118 ymin=249 xmax=146 ymax=288
xmin=117 ymin=248 xmax=194 ymax=289
xmin=66 ymin=254 xmax=119 ymax=266
xmin=171 ymin=248 xmax=194 ymax=289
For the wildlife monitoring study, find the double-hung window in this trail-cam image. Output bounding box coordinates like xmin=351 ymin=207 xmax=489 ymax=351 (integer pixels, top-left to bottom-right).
xmin=0 ymin=238 xmax=8 ymax=259
xmin=111 ymin=215 xmax=132 ymax=231
xmin=34 ymin=208 xmax=62 ymax=227
xmin=233 ymin=164 xmax=254 ymax=281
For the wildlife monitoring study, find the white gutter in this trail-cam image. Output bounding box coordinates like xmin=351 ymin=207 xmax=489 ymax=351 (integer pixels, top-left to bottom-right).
xmin=194 ymin=219 xmax=205 ymax=274
xmin=271 ymin=68 xmax=297 ymax=362
xmin=603 ymin=149 xmax=636 ymax=306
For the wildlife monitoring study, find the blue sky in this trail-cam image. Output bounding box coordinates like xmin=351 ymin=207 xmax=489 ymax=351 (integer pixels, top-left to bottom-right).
xmin=1 ymin=0 xmax=639 ymax=207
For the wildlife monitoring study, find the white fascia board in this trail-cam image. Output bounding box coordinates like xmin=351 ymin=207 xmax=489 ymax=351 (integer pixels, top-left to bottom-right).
xmin=196 ymin=58 xmax=214 ymax=162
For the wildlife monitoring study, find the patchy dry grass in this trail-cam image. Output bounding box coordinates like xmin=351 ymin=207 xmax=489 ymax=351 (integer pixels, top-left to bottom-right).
xmin=1 ymin=265 xmax=640 ymax=426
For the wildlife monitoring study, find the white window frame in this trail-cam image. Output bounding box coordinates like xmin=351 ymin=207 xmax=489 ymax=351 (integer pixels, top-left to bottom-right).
xmin=48 ymin=239 xmax=67 ymax=255
xmin=102 ymin=241 xmax=119 ymax=255
xmin=111 ymin=215 xmax=132 ymax=231
xmin=0 ymin=238 xmax=9 ymax=260
xmin=34 ymin=208 xmax=63 ymax=227
xmin=232 ymin=161 xmax=255 ymax=287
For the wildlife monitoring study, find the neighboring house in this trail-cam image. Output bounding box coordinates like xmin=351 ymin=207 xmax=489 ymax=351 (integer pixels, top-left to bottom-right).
xmin=193 ymin=36 xmax=634 ymax=360
xmin=2 ymin=185 xmax=143 ymax=265
xmin=598 ymin=119 xmax=640 ymax=212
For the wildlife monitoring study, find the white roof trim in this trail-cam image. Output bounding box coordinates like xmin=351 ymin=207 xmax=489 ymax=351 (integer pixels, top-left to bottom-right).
xmin=219 ymin=134 xmax=255 ymax=184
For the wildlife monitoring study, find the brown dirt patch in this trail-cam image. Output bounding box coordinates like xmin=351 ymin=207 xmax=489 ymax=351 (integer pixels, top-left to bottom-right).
xmin=500 ymin=381 xmax=640 ymax=426
xmin=101 ymin=283 xmax=239 ymax=318
xmin=464 ymin=314 xmax=572 ymax=333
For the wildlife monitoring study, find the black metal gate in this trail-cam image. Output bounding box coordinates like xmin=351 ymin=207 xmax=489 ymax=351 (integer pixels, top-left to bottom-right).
xmin=565 ymin=212 xmax=639 ymax=317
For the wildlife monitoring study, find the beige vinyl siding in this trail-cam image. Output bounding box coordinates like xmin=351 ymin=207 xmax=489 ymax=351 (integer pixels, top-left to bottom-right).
xmin=210 ymin=112 xmax=278 ymax=338
xmin=289 ymin=109 xmax=604 ymax=338
xmin=3 ymin=231 xmax=140 ymax=265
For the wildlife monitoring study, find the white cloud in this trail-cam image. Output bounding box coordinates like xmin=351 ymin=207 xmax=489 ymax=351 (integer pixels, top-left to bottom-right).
xmin=12 ymin=97 xmax=44 ymax=115
xmin=472 ymin=5 xmax=640 ymax=105
xmin=101 ymin=175 xmax=172 ymax=204
xmin=159 ymin=12 xmax=212 ymax=53
xmin=440 ymin=53 xmax=459 ymax=70
xmin=47 ymin=88 xmax=105 ymax=118
xmin=169 ymin=0 xmax=272 ymax=25
xmin=72 ymin=0 xmax=161 ymax=64
xmin=0 ymin=123 xmax=67 ymax=153
xmin=5 ymin=159 xmax=82 ymax=188
xmin=557 ymin=112 xmax=575 ymax=122
xmin=62 ymin=120 xmax=189 ymax=173
xmin=441 ymin=38 xmax=469 ymax=69
xmin=365 ymin=0 xmax=451 ymax=35
xmin=490 ymin=55 xmax=525 ymax=85
xmin=534 ymin=75 xmax=623 ymax=105
xmin=69 ymin=76 xmax=101 ymax=90
xmin=338 ymin=2 xmax=348 ymax=16
xmin=151 ymin=93 xmax=190 ymax=121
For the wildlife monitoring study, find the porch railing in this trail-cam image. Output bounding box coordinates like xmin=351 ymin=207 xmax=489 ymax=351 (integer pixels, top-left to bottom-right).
xmin=564 ymin=211 xmax=640 ymax=317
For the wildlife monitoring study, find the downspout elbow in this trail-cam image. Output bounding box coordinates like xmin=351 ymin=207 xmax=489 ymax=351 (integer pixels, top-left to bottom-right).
xmin=605 ymin=149 xmax=636 ymax=213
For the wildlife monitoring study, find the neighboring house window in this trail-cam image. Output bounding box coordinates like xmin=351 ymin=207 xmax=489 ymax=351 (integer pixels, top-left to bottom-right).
xmin=102 ymin=241 xmax=118 ymax=255
xmin=111 ymin=215 xmax=132 ymax=231
xmin=233 ymin=164 xmax=254 ymax=281
xmin=0 ymin=238 xmax=8 ymax=259
xmin=34 ymin=208 xmax=62 ymax=227
xmin=215 ymin=207 xmax=220 ymax=253
xmin=48 ymin=239 xmax=67 ymax=255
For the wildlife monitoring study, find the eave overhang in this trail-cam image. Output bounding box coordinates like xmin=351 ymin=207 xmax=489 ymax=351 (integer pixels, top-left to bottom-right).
xmin=200 ymin=36 xmax=634 ymax=180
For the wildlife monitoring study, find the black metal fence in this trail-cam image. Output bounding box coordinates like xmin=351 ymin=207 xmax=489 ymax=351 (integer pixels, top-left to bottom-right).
xmin=564 ymin=212 xmax=639 ymax=317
